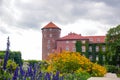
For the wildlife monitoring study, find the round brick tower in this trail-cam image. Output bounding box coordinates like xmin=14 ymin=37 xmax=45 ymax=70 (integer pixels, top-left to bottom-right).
xmin=41 ymin=22 xmax=61 ymax=60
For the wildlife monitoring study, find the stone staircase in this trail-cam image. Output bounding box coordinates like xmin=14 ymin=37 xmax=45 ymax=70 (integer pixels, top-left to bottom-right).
xmin=88 ymin=73 xmax=120 ymax=80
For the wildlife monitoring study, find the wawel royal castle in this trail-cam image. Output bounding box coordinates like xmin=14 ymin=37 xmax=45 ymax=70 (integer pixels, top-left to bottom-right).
xmin=41 ymin=22 xmax=106 ymax=60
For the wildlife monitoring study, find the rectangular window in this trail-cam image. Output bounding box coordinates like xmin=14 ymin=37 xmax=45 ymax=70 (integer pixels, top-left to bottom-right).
xmin=82 ymin=40 xmax=86 ymax=44
xmin=97 ymin=38 xmax=100 ymax=42
xmin=96 ymin=46 xmax=99 ymax=52
xmin=66 ymin=46 xmax=69 ymax=51
xmin=82 ymin=46 xmax=86 ymax=52
xmin=96 ymin=55 xmax=99 ymax=61
xmin=50 ymin=34 xmax=52 ymax=37
xmin=72 ymin=47 xmax=76 ymax=52
xmin=47 ymin=45 xmax=50 ymax=49
xmin=89 ymin=46 xmax=92 ymax=52
xmin=72 ymin=41 xmax=76 ymax=43
xmin=66 ymin=41 xmax=69 ymax=44
xmin=90 ymin=38 xmax=93 ymax=42
xmin=89 ymin=55 xmax=93 ymax=61
xmin=48 ymin=40 xmax=50 ymax=44
xmin=102 ymin=46 xmax=106 ymax=52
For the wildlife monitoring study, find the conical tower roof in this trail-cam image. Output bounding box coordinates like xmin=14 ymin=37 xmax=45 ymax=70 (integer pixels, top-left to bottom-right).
xmin=41 ymin=22 xmax=61 ymax=30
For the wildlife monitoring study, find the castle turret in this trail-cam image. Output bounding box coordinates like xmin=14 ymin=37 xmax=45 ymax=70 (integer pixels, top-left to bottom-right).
xmin=41 ymin=22 xmax=61 ymax=60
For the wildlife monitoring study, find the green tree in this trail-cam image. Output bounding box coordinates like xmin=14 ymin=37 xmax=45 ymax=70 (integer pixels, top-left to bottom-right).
xmin=106 ymin=25 xmax=120 ymax=65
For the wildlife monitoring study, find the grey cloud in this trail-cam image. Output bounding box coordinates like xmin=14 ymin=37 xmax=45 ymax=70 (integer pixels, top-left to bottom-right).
xmin=0 ymin=0 xmax=120 ymax=30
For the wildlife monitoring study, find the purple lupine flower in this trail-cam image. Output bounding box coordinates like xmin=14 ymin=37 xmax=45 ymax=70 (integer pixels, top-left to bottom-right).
xmin=12 ymin=67 xmax=19 ymax=80
xmin=45 ymin=72 xmax=51 ymax=80
xmin=37 ymin=71 xmax=43 ymax=80
xmin=27 ymin=65 xmax=33 ymax=76
xmin=53 ymin=71 xmax=59 ymax=80
xmin=3 ymin=37 xmax=10 ymax=70
xmin=20 ymin=65 xmax=25 ymax=76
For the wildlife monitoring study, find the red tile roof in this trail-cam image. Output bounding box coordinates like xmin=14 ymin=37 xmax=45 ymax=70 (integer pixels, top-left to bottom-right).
xmin=58 ymin=32 xmax=106 ymax=43
xmin=42 ymin=22 xmax=61 ymax=30
xmin=85 ymin=36 xmax=106 ymax=43
xmin=58 ymin=32 xmax=88 ymax=40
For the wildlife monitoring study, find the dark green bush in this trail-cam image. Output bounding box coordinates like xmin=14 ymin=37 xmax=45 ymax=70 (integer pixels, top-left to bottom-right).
xmin=63 ymin=72 xmax=91 ymax=80
xmin=105 ymin=65 xmax=119 ymax=73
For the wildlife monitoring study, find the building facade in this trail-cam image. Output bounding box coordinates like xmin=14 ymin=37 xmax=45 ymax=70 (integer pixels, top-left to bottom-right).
xmin=41 ymin=22 xmax=106 ymax=60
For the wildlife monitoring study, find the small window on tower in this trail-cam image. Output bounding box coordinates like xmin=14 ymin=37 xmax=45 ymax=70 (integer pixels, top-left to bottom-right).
xmin=47 ymin=45 xmax=50 ymax=49
xmin=50 ymin=34 xmax=52 ymax=37
xmin=66 ymin=41 xmax=69 ymax=44
xmin=49 ymin=29 xmax=52 ymax=31
xmin=48 ymin=40 xmax=50 ymax=44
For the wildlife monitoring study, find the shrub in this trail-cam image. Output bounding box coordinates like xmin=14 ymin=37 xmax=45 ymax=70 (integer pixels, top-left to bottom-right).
xmin=47 ymin=51 xmax=107 ymax=77
xmin=105 ymin=65 xmax=119 ymax=73
xmin=6 ymin=60 xmax=18 ymax=73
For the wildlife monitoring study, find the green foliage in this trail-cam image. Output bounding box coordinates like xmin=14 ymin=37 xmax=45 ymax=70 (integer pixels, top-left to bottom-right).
xmin=39 ymin=60 xmax=49 ymax=71
xmin=9 ymin=51 xmax=23 ymax=65
xmin=75 ymin=41 xmax=82 ymax=53
xmin=6 ymin=60 xmax=18 ymax=73
xmin=0 ymin=51 xmax=23 ymax=65
xmin=106 ymin=25 xmax=120 ymax=65
xmin=105 ymin=65 xmax=119 ymax=73
xmin=0 ymin=51 xmax=5 ymax=59
xmin=25 ymin=60 xmax=39 ymax=66
xmin=0 ymin=60 xmax=17 ymax=79
xmin=63 ymin=72 xmax=91 ymax=80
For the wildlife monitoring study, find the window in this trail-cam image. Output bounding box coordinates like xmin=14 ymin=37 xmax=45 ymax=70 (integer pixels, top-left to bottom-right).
xmin=102 ymin=46 xmax=105 ymax=52
xmin=90 ymin=38 xmax=93 ymax=42
xmin=96 ymin=55 xmax=99 ymax=61
xmin=96 ymin=46 xmax=99 ymax=52
xmin=47 ymin=45 xmax=50 ymax=49
xmin=43 ymin=34 xmax=46 ymax=38
xmin=82 ymin=46 xmax=86 ymax=52
xmin=89 ymin=55 xmax=93 ymax=61
xmin=66 ymin=46 xmax=69 ymax=51
xmin=43 ymin=29 xmax=46 ymax=32
xmin=82 ymin=40 xmax=85 ymax=44
xmin=97 ymin=38 xmax=100 ymax=42
xmin=72 ymin=41 xmax=76 ymax=43
xmin=72 ymin=47 xmax=76 ymax=52
xmin=66 ymin=41 xmax=69 ymax=44
xmin=49 ymin=29 xmax=52 ymax=31
xmin=48 ymin=40 xmax=50 ymax=44
xmin=89 ymin=46 xmax=92 ymax=52
xmin=49 ymin=34 xmax=52 ymax=37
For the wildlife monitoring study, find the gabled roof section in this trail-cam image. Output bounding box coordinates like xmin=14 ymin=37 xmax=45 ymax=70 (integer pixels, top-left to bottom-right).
xmin=57 ymin=32 xmax=106 ymax=43
xmin=58 ymin=32 xmax=88 ymax=40
xmin=85 ymin=36 xmax=106 ymax=43
xmin=41 ymin=22 xmax=61 ymax=30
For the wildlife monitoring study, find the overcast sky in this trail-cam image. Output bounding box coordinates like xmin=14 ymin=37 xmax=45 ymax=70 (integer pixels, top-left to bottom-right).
xmin=0 ymin=0 xmax=120 ymax=60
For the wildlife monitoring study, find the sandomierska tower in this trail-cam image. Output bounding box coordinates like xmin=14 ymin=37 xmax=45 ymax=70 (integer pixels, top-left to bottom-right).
xmin=41 ymin=22 xmax=61 ymax=60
